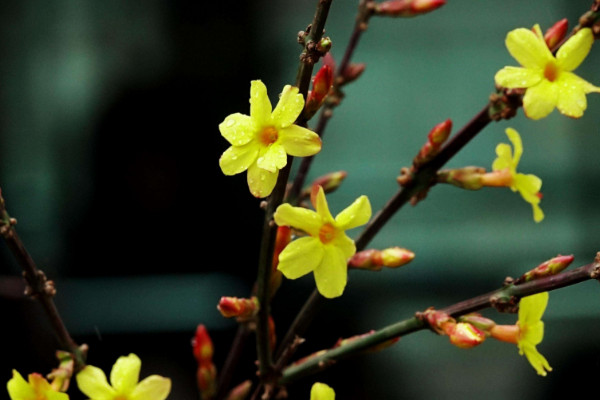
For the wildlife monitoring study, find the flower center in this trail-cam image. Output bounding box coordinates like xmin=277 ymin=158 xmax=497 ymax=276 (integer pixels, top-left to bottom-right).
xmin=543 ymin=61 xmax=559 ymax=82
xmin=114 ymin=395 xmax=129 ymax=400
xmin=259 ymin=126 xmax=279 ymax=146
xmin=318 ymin=223 xmax=336 ymax=244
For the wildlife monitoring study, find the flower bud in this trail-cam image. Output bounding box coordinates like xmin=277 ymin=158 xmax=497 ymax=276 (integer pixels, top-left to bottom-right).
xmin=271 ymin=226 xmax=291 ymax=296
xmin=544 ymin=19 xmax=568 ymax=49
xmin=458 ymin=313 xmax=496 ymax=333
xmin=342 ymin=63 xmax=366 ymax=83
xmin=217 ymin=297 xmax=259 ymax=320
xmin=197 ymin=364 xmax=217 ymax=400
xmin=349 ymin=247 xmax=415 ymax=270
xmin=225 ymin=380 xmax=252 ymax=400
xmin=305 ymin=64 xmax=334 ymax=118
xmin=375 ymin=0 xmax=446 ymax=17
xmin=414 ymin=119 xmax=452 ymax=167
xmin=447 ymin=322 xmax=486 ymax=349
xmin=515 ymin=254 xmax=574 ymax=284
xmin=192 ymin=324 xmax=214 ymax=365
xmin=268 ymin=315 xmax=277 ymax=352
xmin=423 ymin=309 xmax=454 ymax=335
xmin=437 ymin=167 xmax=486 ymax=190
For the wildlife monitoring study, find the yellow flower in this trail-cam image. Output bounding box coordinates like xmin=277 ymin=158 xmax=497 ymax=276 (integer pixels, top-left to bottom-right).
xmin=491 ymin=128 xmax=544 ymax=222
xmin=517 ymin=292 xmax=552 ymax=376
xmin=274 ymin=186 xmax=371 ymax=298
xmin=219 ymin=80 xmax=322 ymax=198
xmin=7 ymin=370 xmax=69 ymax=400
xmin=76 ymin=354 xmax=171 ymax=400
xmin=310 ymin=382 xmax=335 ymax=400
xmin=495 ymin=24 xmax=600 ymax=120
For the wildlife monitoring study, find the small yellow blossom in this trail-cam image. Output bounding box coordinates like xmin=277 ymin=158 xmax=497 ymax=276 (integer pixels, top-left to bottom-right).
xmin=495 ymin=25 xmax=600 ymax=119
xmin=219 ymin=80 xmax=322 ymax=198
xmin=310 ymin=382 xmax=335 ymax=400
xmin=274 ymin=186 xmax=371 ymax=298
xmin=7 ymin=370 xmax=69 ymax=400
xmin=517 ymin=292 xmax=552 ymax=376
xmin=491 ymin=128 xmax=544 ymax=222
xmin=76 ymin=354 xmax=171 ymax=400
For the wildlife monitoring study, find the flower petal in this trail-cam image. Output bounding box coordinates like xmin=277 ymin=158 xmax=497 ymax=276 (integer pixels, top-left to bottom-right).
xmin=247 ymin=162 xmax=278 ymax=198
xmin=130 ymin=375 xmax=172 ymax=400
xmin=279 ymin=125 xmax=322 ymax=157
xmin=76 ymin=365 xmax=117 ymax=400
xmin=277 ymin=237 xmax=324 ymax=279
xmin=515 ymin=173 xmax=542 ymax=198
xmin=110 ymin=354 xmax=141 ymax=394
xmin=314 ymin=186 xmax=335 ymax=224
xmin=219 ymin=142 xmax=259 ymax=176
xmin=310 ymin=382 xmax=336 ymax=400
xmin=505 ymin=28 xmax=553 ymax=69
xmin=219 ymin=113 xmax=255 ymax=146
xmin=334 ymin=195 xmax=371 ymax=231
xmin=492 ymin=143 xmax=513 ymax=172
xmin=271 ymin=85 xmax=304 ymax=128
xmin=274 ymin=204 xmax=322 ymax=236
xmin=519 ymin=292 xmax=549 ymax=326
xmin=495 ymin=66 xmax=543 ymax=89
xmin=7 ymin=370 xmax=36 ymax=399
xmin=520 ymin=343 xmax=552 ymax=376
xmin=522 ymin=80 xmax=558 ymax=120
xmin=505 ymin=128 xmax=523 ymax=166
xmin=250 ymin=80 xmax=272 ymax=126
xmin=314 ymin=245 xmax=348 ymax=298
xmin=556 ymin=28 xmax=594 ymax=72
xmin=256 ymin=143 xmax=287 ymax=173
xmin=332 ymin=233 xmax=356 ymax=259
xmin=555 ymin=72 xmax=588 ymax=118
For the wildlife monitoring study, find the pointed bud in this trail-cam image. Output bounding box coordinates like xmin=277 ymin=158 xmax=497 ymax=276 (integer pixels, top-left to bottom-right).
xmin=515 ymin=254 xmax=574 ymax=284
xmin=349 ymin=247 xmax=415 ymax=270
xmin=305 ymin=64 xmax=334 ymax=118
xmin=197 ymin=364 xmax=217 ymax=400
xmin=192 ymin=324 xmax=214 ymax=365
xmin=544 ymin=19 xmax=568 ymax=49
xmin=375 ymin=0 xmax=446 ymax=17
xmin=437 ymin=167 xmax=486 ymax=190
xmin=306 ymin=172 xmax=347 ymax=205
xmin=458 ymin=313 xmax=496 ymax=333
xmin=271 ymin=226 xmax=291 ymax=296
xmin=268 ymin=315 xmax=277 ymax=352
xmin=447 ymin=322 xmax=486 ymax=349
xmin=342 ymin=63 xmax=366 ymax=83
xmin=489 ymin=324 xmax=520 ymax=344
xmin=423 ymin=309 xmax=454 ymax=335
xmin=225 ymin=380 xmax=252 ymax=400
xmin=317 ymin=37 xmax=332 ymax=53
xmin=414 ymin=119 xmax=452 ymax=167
xmin=217 ymin=297 xmax=259 ymax=320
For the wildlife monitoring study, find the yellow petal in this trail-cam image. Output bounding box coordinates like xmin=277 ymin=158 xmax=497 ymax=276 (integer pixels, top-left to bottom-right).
xmin=313 ymin=245 xmax=348 ymax=298
xmin=532 ymin=24 xmax=544 ymax=40
xmin=110 ymin=354 xmax=141 ymax=394
xmin=278 ymin=237 xmax=324 ymax=279
xmin=334 ymin=195 xmax=371 ymax=231
xmin=505 ymin=128 xmax=523 ymax=166
xmin=556 ymin=28 xmax=594 ymax=72
xmin=520 ymin=343 xmax=552 ymax=376
xmin=256 ymin=143 xmax=287 ymax=173
xmin=310 ymin=382 xmax=335 ymax=400
xmin=492 ymin=143 xmax=513 ymax=172
xmin=505 ymin=28 xmax=553 ymax=69
xmin=247 ymin=162 xmax=278 ymax=198
xmin=279 ymin=125 xmax=322 ymax=157
xmin=7 ymin=370 xmax=36 ymax=400
xmin=271 ymin=85 xmax=304 ymax=128
xmin=250 ymin=80 xmax=272 ymax=126
xmin=219 ymin=113 xmax=255 ymax=146
xmin=519 ymin=292 xmax=549 ymax=327
xmin=515 ymin=173 xmax=542 ymax=198
xmin=219 ymin=142 xmax=259 ymax=176
xmin=332 ymin=233 xmax=356 ymax=259
xmin=532 ymin=202 xmax=544 ymax=223
xmin=314 ymin=186 xmax=335 ymax=224
xmin=274 ymin=204 xmax=322 ymax=237
xmin=522 ymin=80 xmax=558 ymax=120
xmin=76 ymin=365 xmax=117 ymax=399
xmin=555 ymin=72 xmax=588 ymax=118
xmin=130 ymin=376 xmax=171 ymax=400
xmin=495 ymin=66 xmax=543 ymax=89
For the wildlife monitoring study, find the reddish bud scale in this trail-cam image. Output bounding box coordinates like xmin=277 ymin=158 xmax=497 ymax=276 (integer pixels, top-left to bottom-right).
xmin=423 ymin=309 xmax=454 ymax=335
xmin=414 ymin=119 xmax=452 ymax=166
xmin=217 ymin=296 xmax=259 ymax=319
xmin=192 ymin=324 xmax=214 ymax=365
xmin=197 ymin=364 xmax=217 ymax=400
xmin=544 ymin=19 xmax=568 ymax=49
xmin=375 ymin=0 xmax=446 ymax=17
xmin=517 ymin=254 xmax=574 ymax=283
xmin=225 ymin=380 xmax=252 ymax=400
xmin=458 ymin=313 xmax=496 ymax=333
xmin=437 ymin=167 xmax=486 ymax=190
xmin=447 ymin=322 xmax=486 ymax=349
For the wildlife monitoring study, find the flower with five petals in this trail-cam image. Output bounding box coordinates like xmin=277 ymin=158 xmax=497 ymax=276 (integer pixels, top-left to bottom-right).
xmin=7 ymin=370 xmax=68 ymax=400
xmin=219 ymin=80 xmax=322 ymax=198
xmin=274 ymin=186 xmax=371 ymax=298
xmin=489 ymin=128 xmax=544 ymax=222
xmin=310 ymin=382 xmax=335 ymax=400
xmin=76 ymin=353 xmax=171 ymax=400
xmin=495 ymin=24 xmax=600 ymax=120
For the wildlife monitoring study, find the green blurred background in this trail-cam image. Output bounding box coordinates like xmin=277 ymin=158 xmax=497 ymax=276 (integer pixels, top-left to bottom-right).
xmin=1 ymin=0 xmax=600 ymax=399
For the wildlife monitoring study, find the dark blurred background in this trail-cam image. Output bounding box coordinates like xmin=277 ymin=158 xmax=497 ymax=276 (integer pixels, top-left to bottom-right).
xmin=1 ymin=1 xmax=600 ymax=399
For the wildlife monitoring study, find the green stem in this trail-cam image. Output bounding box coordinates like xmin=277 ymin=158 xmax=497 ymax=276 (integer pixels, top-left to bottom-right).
xmin=280 ymin=256 xmax=600 ymax=384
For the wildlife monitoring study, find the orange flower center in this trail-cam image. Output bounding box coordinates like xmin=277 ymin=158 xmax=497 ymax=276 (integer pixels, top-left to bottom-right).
xmin=318 ymin=223 xmax=336 ymax=244
xmin=259 ymin=126 xmax=279 ymax=146
xmin=543 ymin=62 xmax=559 ymax=82
xmin=114 ymin=395 xmax=129 ymax=400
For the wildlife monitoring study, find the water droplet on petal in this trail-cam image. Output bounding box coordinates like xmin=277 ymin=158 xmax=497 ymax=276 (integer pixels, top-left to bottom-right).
xmin=226 ymin=119 xmax=236 ymax=127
